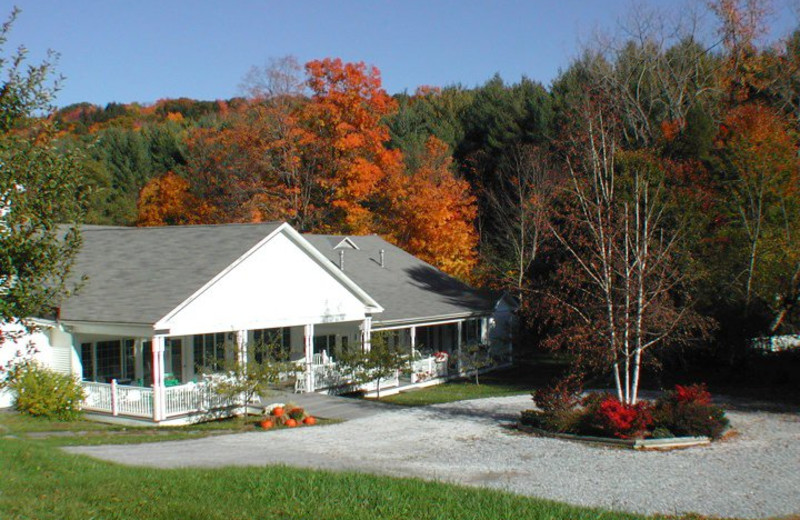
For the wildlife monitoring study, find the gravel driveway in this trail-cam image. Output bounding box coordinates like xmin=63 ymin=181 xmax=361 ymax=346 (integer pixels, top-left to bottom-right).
xmin=66 ymin=395 xmax=800 ymax=519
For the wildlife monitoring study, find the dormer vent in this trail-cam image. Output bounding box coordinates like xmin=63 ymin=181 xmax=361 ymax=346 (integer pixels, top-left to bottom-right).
xmin=334 ymin=237 xmax=359 ymax=250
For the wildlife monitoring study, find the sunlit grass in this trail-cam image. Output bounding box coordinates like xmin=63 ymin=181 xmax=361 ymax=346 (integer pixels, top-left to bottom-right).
xmin=0 ymin=438 xmax=670 ymax=520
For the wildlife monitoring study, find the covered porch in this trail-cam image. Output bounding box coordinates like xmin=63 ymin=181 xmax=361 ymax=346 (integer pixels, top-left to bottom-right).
xmin=300 ymin=314 xmax=515 ymax=397
xmin=75 ymin=318 xmax=373 ymax=424
xmin=73 ymin=312 xmax=514 ymax=422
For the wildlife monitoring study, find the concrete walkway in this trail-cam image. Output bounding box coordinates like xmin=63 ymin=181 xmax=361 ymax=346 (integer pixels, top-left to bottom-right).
xmin=260 ymin=391 xmax=393 ymax=421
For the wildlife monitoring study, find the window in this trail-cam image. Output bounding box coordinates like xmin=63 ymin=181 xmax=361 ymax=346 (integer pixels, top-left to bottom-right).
xmin=193 ymin=333 xmax=227 ymax=371
xmin=252 ymin=328 xmax=290 ymax=363
xmin=417 ymin=326 xmax=440 ymax=352
xmin=461 ymin=319 xmax=481 ymax=344
xmin=80 ymin=342 xmax=94 ymax=380
xmin=165 ymin=338 xmax=182 ymax=381
xmin=79 ymin=339 xmax=137 ymax=383
xmin=95 ymin=340 xmax=121 ymax=382
xmin=313 ymin=334 xmax=336 ymax=355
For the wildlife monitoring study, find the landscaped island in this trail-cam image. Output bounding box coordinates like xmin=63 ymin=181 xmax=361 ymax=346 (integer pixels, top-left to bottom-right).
xmin=520 ymin=383 xmax=729 ymax=446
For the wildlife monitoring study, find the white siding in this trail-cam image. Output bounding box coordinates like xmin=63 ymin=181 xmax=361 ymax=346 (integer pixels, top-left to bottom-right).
xmin=160 ymin=231 xmax=369 ymax=337
xmin=49 ymin=327 xmax=76 ymax=376
xmin=0 ymin=322 xmax=55 ymax=408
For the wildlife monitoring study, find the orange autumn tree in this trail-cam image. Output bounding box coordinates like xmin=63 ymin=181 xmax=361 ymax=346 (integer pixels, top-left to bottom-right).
xmin=384 ymin=136 xmax=478 ymax=279
xmin=709 ymin=0 xmax=774 ymax=103
xmin=137 ymin=171 xmax=209 ymax=226
xmin=140 ymin=57 xmax=480 ymax=279
xmin=184 ymin=100 xmax=313 ymax=226
xmin=299 ymin=58 xmax=402 ymax=234
xmin=716 ymin=103 xmax=800 ymax=328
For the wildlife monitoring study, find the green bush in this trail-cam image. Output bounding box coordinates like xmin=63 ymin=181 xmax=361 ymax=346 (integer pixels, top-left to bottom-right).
xmin=653 ymin=400 xmax=729 ymax=439
xmin=520 ymin=408 xmax=583 ymax=433
xmin=7 ymin=361 xmax=86 ymax=420
xmin=653 ymin=384 xmax=729 ymax=440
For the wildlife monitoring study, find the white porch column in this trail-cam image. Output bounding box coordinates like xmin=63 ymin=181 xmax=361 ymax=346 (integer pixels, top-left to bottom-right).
xmin=304 ymin=324 xmax=314 ymax=392
xmin=361 ymin=316 xmax=372 ymax=352
xmin=480 ymin=317 xmax=489 ymax=344
xmin=236 ymin=330 xmax=247 ymax=366
xmin=456 ymin=321 xmax=463 ymax=375
xmin=134 ymin=338 xmax=144 ymax=383
xmin=152 ymin=335 xmax=166 ymax=421
xmin=410 ymin=326 xmax=416 ymax=356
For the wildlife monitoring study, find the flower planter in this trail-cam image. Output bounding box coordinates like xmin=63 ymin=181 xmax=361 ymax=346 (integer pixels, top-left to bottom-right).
xmin=516 ymin=423 xmax=711 ymax=450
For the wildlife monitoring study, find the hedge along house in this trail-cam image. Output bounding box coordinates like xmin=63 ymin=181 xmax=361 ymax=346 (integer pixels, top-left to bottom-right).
xmin=1 ymin=222 xmax=514 ymax=424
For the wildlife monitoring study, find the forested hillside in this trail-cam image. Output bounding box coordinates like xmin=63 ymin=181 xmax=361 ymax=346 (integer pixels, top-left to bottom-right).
xmin=46 ymin=1 xmax=800 ymax=380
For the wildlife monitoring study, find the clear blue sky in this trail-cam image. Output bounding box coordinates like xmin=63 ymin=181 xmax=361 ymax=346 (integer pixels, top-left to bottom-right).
xmin=6 ymin=0 xmax=798 ymax=108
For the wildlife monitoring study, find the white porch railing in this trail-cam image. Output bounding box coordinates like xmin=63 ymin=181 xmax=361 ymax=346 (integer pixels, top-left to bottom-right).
xmin=410 ymin=356 xmax=449 ymax=382
xmin=81 ymin=380 xmax=239 ymax=420
xmin=82 ymin=381 xmax=116 ymax=414
xmin=361 ymin=370 xmax=400 ymax=392
xmin=116 ymin=384 xmax=154 ymax=417
xmin=294 ymin=362 xmax=401 ymax=393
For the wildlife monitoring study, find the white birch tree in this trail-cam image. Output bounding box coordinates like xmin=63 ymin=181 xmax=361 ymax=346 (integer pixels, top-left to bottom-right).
xmin=548 ymin=101 xmax=708 ymax=404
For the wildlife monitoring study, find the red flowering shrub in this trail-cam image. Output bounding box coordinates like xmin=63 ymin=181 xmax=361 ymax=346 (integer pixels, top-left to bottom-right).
xmin=520 ymin=382 xmax=728 ymax=442
xmin=673 ymin=384 xmax=712 ymax=406
xmin=590 ymin=396 xmax=653 ymax=439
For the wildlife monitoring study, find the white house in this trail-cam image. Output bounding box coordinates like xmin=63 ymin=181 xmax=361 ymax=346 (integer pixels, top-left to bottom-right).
xmin=1 ymin=222 xmax=515 ymax=424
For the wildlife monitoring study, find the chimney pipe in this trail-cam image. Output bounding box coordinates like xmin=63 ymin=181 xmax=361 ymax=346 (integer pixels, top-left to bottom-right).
xmin=379 ymin=249 xmax=385 ymax=268
xmin=339 ymin=250 xmax=345 ymax=271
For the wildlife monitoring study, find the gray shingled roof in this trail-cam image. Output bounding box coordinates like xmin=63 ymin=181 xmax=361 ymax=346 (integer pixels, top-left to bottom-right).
xmin=60 ymin=222 xmax=283 ymax=324
xmin=59 ymin=223 xmax=496 ymax=326
xmin=302 ymin=234 xmax=496 ymax=325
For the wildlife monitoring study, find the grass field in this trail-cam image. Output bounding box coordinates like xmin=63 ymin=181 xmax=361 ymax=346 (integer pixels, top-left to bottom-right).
xmin=0 ymin=409 xmax=332 ymax=447
xmin=0 ymin=367 xmax=694 ymax=520
xmin=1 ymin=431 xmax=669 ymax=520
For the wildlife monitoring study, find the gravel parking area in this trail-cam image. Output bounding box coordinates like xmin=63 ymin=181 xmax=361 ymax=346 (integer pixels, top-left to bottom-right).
xmin=67 ymin=395 xmax=800 ymax=519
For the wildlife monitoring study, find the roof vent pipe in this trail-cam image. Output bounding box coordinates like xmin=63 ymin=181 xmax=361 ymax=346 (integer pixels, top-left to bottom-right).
xmin=380 ymin=249 xmax=385 ymax=268
xmin=339 ymin=250 xmax=345 ymax=271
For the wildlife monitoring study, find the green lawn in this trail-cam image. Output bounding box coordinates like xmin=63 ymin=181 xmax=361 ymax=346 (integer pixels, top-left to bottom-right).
xmin=381 ymin=378 xmax=529 ymax=406
xmin=1 ymin=436 xmax=673 ymax=520
xmin=0 ymin=371 xmax=701 ymax=520
xmin=380 ymin=365 xmax=560 ymax=406
xmin=0 ymin=409 xmax=323 ymax=447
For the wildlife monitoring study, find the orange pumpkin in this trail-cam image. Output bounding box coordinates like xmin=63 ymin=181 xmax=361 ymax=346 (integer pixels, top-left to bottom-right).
xmin=285 ymin=418 xmax=298 ymax=427
xmin=259 ymin=419 xmax=273 ymax=430
xmin=271 ymin=407 xmax=285 ymax=417
xmin=303 ymin=416 xmax=316 ymax=425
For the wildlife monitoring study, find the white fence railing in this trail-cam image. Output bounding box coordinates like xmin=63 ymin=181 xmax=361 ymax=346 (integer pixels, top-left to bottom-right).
xmin=294 ymin=363 xmax=401 ymax=393
xmin=81 ymin=380 xmax=239 ymax=420
xmin=361 ymin=370 xmax=400 ymax=393
xmin=116 ymin=384 xmax=154 ymax=417
xmin=82 ymin=381 xmax=114 ymax=413
xmin=410 ymin=356 xmax=448 ymax=382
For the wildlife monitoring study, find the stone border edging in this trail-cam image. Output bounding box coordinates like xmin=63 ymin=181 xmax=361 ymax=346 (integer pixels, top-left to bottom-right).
xmin=516 ymin=423 xmax=711 ymax=450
